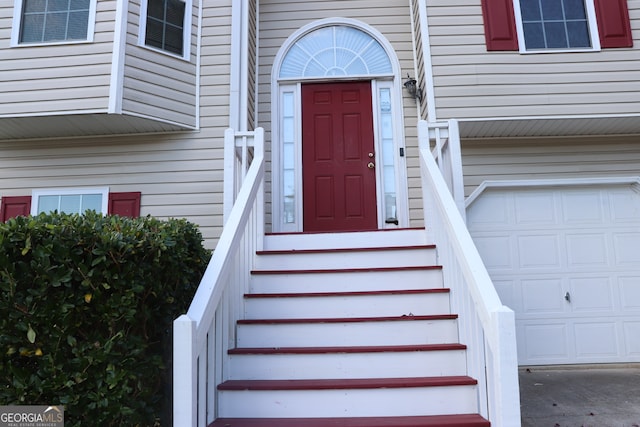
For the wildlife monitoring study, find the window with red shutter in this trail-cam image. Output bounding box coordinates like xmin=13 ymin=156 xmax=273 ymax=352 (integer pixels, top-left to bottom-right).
xmin=481 ymin=0 xmax=632 ymax=51
xmin=1 ymin=190 xmax=142 ymax=222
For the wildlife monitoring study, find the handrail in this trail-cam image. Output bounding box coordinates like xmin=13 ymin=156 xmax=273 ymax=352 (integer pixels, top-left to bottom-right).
xmin=173 ymin=128 xmax=264 ymax=427
xmin=418 ymin=120 xmax=521 ymax=427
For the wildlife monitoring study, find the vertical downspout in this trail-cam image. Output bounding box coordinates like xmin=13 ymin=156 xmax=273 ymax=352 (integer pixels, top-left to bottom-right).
xmin=225 ymin=0 xmax=248 ymax=221
xmin=195 ymin=0 xmax=203 ymax=129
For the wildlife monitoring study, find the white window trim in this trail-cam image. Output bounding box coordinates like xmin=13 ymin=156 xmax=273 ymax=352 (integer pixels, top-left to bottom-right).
xmin=270 ymin=18 xmax=409 ymax=233
xmin=10 ymin=0 xmax=97 ymax=47
xmin=138 ymin=0 xmax=192 ymax=61
xmin=512 ymin=0 xmax=601 ymax=53
xmin=31 ymin=187 xmax=109 ymax=216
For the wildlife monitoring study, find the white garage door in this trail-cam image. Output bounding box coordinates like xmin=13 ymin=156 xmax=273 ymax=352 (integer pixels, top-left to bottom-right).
xmin=467 ymin=184 xmax=640 ymax=365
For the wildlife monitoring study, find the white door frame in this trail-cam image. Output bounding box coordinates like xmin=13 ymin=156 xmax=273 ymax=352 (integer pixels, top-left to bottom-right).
xmin=270 ymin=18 xmax=409 ymax=233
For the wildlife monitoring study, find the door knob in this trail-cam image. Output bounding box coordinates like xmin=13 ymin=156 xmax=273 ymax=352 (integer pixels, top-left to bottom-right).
xmin=368 ymin=152 xmax=375 ymax=158
xmin=367 ymin=162 xmax=375 ymax=169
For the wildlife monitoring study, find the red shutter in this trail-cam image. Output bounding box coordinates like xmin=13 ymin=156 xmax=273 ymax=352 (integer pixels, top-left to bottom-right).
xmin=594 ymin=0 xmax=633 ymax=48
xmin=481 ymin=0 xmax=519 ymax=51
xmin=0 ymin=196 xmax=32 ymax=222
xmin=108 ymin=192 xmax=141 ymax=218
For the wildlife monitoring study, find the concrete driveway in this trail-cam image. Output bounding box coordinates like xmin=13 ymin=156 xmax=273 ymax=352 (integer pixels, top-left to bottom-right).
xmin=519 ymin=365 xmax=640 ymax=427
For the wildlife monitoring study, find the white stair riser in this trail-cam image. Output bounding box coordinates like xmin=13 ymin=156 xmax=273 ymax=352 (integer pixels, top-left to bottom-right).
xmin=236 ymin=319 xmax=459 ymax=348
xmin=244 ymin=293 xmax=450 ymax=319
xmin=264 ymin=229 xmax=430 ymax=251
xmin=227 ymin=350 xmax=467 ymax=380
xmin=250 ymin=269 xmax=443 ymax=293
xmin=218 ymin=385 xmax=478 ymax=418
xmin=254 ymin=248 xmax=436 ymax=270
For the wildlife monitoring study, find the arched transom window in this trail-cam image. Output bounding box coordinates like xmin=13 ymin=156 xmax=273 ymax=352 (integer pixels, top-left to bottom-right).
xmin=279 ymin=25 xmax=393 ymax=79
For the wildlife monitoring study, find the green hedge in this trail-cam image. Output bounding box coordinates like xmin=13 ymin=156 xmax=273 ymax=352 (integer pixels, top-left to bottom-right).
xmin=0 ymin=212 xmax=211 ymax=426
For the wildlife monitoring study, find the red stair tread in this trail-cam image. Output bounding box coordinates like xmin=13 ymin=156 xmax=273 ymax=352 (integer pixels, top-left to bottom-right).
xmin=228 ymin=343 xmax=466 ymax=355
xmin=244 ymin=289 xmax=450 ymax=298
xmin=251 ymin=265 xmax=442 ymax=275
xmin=237 ymin=314 xmax=457 ymax=325
xmin=218 ymin=376 xmax=477 ymax=391
xmin=256 ymin=244 xmax=435 ymax=256
xmin=209 ymin=414 xmax=490 ymax=427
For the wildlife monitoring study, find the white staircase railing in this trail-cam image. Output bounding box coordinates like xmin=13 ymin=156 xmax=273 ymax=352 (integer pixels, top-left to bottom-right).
xmin=427 ymin=119 xmax=466 ymax=219
xmin=418 ymin=120 xmax=521 ymax=427
xmin=173 ymin=128 xmax=264 ymax=427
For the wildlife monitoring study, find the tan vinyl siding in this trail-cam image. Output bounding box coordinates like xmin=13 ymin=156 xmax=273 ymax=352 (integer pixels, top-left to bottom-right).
xmin=0 ymin=2 xmax=234 ymax=248
xmin=427 ymin=0 xmax=640 ymax=121
xmin=121 ymin=0 xmax=198 ymax=128
xmin=258 ymin=0 xmax=423 ymax=227
xmin=0 ymin=0 xmax=116 ymax=116
xmin=248 ymin=0 xmax=258 ymax=130
xmin=461 ymin=136 xmax=640 ymax=198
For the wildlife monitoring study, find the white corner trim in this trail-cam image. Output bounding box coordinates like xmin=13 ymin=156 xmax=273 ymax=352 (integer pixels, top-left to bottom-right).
xmin=417 ymin=0 xmax=437 ymax=121
xmin=466 ymin=176 xmax=640 ymax=208
xmin=109 ymin=0 xmax=128 ymax=114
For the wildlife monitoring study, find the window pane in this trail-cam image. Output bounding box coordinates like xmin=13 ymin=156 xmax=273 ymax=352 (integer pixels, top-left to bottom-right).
xmin=38 ymin=196 xmax=59 ymax=214
xmin=20 ymin=15 xmax=44 ymax=42
xmin=567 ymin=21 xmax=590 ymax=47
xmin=164 ymin=25 xmax=184 ymax=55
xmin=81 ymin=194 xmax=102 ymax=213
xmin=541 ymin=0 xmax=563 ymax=20
xmin=565 ymin=0 xmax=587 ymax=19
xmin=544 ymin=22 xmax=568 ymax=48
xmin=60 ymin=195 xmax=81 ymax=213
xmin=49 ymin=0 xmax=70 ymax=12
xmin=70 ymin=0 xmax=89 ymax=9
xmin=147 ymin=0 xmax=165 ymax=19
xmin=520 ymin=0 xmax=541 ymax=21
xmin=523 ymin=22 xmax=546 ymax=49
xmin=24 ymin=0 xmax=46 ymax=13
xmin=44 ymin=12 xmax=68 ymax=41
xmin=145 ymin=20 xmax=164 ymax=49
xmin=166 ymin=0 xmax=185 ymax=26
xmin=68 ymin=11 xmax=89 ymax=39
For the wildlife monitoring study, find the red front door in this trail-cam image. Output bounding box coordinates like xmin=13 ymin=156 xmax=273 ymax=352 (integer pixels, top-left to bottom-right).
xmin=302 ymin=81 xmax=378 ymax=232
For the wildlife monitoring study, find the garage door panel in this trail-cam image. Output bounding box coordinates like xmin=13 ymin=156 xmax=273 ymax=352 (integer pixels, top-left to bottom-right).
xmin=522 ymin=323 xmax=569 ymax=362
xmin=518 ymin=234 xmax=561 ymax=269
xmin=610 ymin=190 xmax=640 ymax=221
xmin=515 ymin=192 xmax=556 ymax=224
xmin=473 ymin=235 xmax=513 ymax=269
xmin=623 ymin=322 xmax=640 ymax=354
xmin=561 ymin=190 xmax=605 ymax=223
xmin=569 ymin=277 xmax=614 ymax=312
xmin=467 ymin=192 xmax=510 ymax=226
xmin=574 ymin=322 xmax=618 ymax=358
xmin=468 ymin=184 xmax=640 ymax=365
xmin=620 ymin=277 xmax=640 ymax=311
xmin=614 ymin=233 xmax=640 ymax=264
xmin=566 ymin=233 xmax=609 ymax=267
xmin=521 ymin=278 xmax=565 ymax=314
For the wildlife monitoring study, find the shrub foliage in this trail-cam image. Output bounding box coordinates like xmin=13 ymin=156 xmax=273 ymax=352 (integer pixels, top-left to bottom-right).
xmin=0 ymin=212 xmax=211 ymax=426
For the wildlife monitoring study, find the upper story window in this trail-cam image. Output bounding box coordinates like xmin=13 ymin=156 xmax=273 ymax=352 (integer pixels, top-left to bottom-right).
xmin=140 ymin=0 xmax=191 ymax=59
xmin=13 ymin=0 xmax=97 ymax=45
xmin=481 ymin=0 xmax=632 ymax=52
xmin=516 ymin=0 xmax=597 ymax=50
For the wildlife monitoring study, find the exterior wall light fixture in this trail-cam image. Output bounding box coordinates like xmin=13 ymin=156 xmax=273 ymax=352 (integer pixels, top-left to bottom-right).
xmin=403 ymin=75 xmax=422 ymax=102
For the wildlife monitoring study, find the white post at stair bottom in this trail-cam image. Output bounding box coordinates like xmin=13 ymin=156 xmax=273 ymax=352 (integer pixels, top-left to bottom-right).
xmin=174 ymin=315 xmax=197 ymax=427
